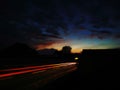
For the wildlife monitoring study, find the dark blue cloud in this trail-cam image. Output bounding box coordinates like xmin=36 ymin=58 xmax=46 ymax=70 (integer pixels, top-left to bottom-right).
xmin=0 ymin=0 xmax=120 ymax=49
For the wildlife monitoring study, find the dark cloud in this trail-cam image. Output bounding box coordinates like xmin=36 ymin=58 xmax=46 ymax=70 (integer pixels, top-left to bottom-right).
xmin=74 ymin=16 xmax=86 ymax=26
xmin=75 ymin=25 xmax=86 ymax=31
xmin=114 ymin=34 xmax=120 ymax=39
xmin=0 ymin=0 xmax=120 ymax=49
xmin=90 ymin=30 xmax=112 ymax=34
xmin=90 ymin=30 xmax=120 ymax=40
xmin=93 ymin=23 xmax=116 ymax=29
xmin=46 ymin=27 xmax=60 ymax=36
xmin=39 ymin=34 xmax=62 ymax=40
xmin=89 ymin=30 xmax=113 ymax=39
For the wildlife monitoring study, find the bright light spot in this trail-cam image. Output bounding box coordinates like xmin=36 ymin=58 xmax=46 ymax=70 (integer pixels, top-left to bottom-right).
xmin=75 ymin=57 xmax=79 ymax=60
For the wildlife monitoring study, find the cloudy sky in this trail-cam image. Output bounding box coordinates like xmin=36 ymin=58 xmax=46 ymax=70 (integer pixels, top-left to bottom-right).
xmin=0 ymin=0 xmax=120 ymax=53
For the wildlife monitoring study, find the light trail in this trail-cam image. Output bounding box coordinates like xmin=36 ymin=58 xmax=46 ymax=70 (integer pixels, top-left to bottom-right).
xmin=0 ymin=62 xmax=76 ymax=78
xmin=0 ymin=62 xmax=76 ymax=73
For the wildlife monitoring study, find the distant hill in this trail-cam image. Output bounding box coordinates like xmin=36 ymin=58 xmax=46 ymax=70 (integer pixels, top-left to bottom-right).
xmin=0 ymin=43 xmax=39 ymax=58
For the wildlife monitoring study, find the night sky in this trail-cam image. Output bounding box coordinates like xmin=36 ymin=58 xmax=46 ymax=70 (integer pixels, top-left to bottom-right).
xmin=0 ymin=0 xmax=120 ymax=53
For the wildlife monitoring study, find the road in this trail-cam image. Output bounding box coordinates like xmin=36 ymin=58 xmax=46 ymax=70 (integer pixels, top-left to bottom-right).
xmin=0 ymin=62 xmax=77 ymax=90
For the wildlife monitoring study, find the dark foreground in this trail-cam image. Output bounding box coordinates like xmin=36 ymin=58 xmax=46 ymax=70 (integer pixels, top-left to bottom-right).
xmin=0 ymin=49 xmax=120 ymax=90
xmin=42 ymin=69 xmax=120 ymax=90
xmin=0 ymin=62 xmax=77 ymax=90
xmin=41 ymin=49 xmax=120 ymax=90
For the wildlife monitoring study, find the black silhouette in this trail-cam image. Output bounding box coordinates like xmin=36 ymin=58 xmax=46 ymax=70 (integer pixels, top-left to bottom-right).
xmin=42 ymin=49 xmax=120 ymax=90
xmin=0 ymin=44 xmax=79 ymax=67
xmin=0 ymin=43 xmax=120 ymax=89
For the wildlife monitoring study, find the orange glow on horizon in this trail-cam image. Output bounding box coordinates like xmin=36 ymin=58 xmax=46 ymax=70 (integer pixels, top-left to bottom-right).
xmin=71 ymin=48 xmax=83 ymax=53
xmin=35 ymin=44 xmax=83 ymax=53
xmin=34 ymin=41 xmax=83 ymax=53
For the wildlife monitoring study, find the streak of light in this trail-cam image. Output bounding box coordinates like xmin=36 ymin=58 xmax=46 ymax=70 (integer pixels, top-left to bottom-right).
xmin=0 ymin=62 xmax=76 ymax=78
xmin=0 ymin=66 xmax=45 ymax=72
xmin=32 ymin=70 xmax=47 ymax=74
xmin=0 ymin=62 xmax=76 ymax=72
xmin=0 ymin=68 xmax=47 ymax=78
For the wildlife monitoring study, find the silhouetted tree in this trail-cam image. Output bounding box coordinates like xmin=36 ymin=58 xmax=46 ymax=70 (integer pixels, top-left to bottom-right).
xmin=61 ymin=46 xmax=72 ymax=54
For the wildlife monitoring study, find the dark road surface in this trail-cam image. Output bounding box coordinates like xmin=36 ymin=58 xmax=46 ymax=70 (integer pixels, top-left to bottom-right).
xmin=41 ymin=53 xmax=120 ymax=90
xmin=0 ymin=62 xmax=77 ymax=90
xmin=1 ymin=49 xmax=119 ymax=90
xmin=42 ymin=68 xmax=120 ymax=90
xmin=0 ymin=61 xmax=120 ymax=90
